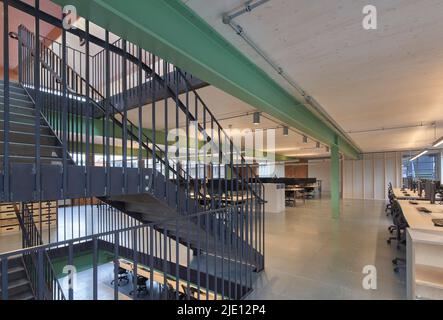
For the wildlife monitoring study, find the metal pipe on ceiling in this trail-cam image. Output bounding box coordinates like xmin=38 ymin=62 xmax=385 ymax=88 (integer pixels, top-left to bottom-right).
xmin=222 ymin=0 xmax=270 ymax=24
xmin=222 ymin=1 xmax=360 ymax=152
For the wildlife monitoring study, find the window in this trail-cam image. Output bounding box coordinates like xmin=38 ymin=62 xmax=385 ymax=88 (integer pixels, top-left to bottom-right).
xmin=402 ymin=153 xmax=440 ymax=180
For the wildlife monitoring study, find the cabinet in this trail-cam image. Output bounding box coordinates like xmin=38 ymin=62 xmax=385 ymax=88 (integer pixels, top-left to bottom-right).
xmin=0 ymin=201 xmax=58 ymax=235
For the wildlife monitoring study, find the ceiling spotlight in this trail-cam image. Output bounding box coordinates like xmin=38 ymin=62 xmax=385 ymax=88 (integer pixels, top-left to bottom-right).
xmin=283 ymin=126 xmax=289 ymax=136
xmin=410 ymin=150 xmax=428 ymax=162
xmin=253 ymin=112 xmax=260 ymax=125
xmin=433 ymin=136 xmax=443 ymax=148
xmin=302 ymin=135 xmax=308 ymax=143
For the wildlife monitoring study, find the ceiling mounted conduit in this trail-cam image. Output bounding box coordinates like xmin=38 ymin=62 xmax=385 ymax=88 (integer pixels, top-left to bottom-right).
xmin=222 ymin=0 xmax=358 ymax=151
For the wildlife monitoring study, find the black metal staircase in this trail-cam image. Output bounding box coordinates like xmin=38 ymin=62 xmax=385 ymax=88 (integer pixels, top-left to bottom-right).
xmin=0 ymin=256 xmax=34 ymax=300
xmin=0 ymin=1 xmax=264 ymax=300
xmin=0 ymin=80 xmax=64 ymax=165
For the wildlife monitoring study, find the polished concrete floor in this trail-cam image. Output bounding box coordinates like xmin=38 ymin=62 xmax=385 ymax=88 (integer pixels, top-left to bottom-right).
xmin=247 ymin=197 xmax=406 ymax=300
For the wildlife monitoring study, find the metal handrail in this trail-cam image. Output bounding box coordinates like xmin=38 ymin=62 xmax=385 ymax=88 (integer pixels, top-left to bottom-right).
xmin=18 ymin=25 xmax=188 ymax=183
xmin=2 ymin=206 xmax=238 ymax=258
xmin=13 ymin=203 xmax=66 ymax=300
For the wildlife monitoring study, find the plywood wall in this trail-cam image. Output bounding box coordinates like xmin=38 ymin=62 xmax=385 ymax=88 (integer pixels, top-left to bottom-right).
xmin=285 ymin=160 xmax=308 ymax=178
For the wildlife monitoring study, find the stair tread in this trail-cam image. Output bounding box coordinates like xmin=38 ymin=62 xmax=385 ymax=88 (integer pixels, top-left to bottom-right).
xmin=0 ymin=119 xmax=49 ymax=128
xmin=0 ymin=278 xmax=30 ymax=291
xmin=0 ymin=155 xmax=62 ymax=160
xmin=0 ymin=141 xmax=62 ymax=149
xmin=0 ymin=130 xmax=54 ymax=138
xmin=0 ymin=266 xmax=25 ymax=277
xmin=9 ymin=291 xmax=34 ymax=300
xmin=0 ymin=110 xmax=38 ymax=118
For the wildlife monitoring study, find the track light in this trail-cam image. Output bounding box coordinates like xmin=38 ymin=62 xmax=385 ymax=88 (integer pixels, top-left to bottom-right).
xmin=433 ymin=137 xmax=443 ymax=148
xmin=8 ymin=32 xmax=18 ymax=40
xmin=283 ymin=126 xmax=289 ymax=136
xmin=302 ymin=135 xmax=308 ymax=143
xmin=410 ymin=150 xmax=428 ymax=162
xmin=253 ymin=112 xmax=260 ymax=125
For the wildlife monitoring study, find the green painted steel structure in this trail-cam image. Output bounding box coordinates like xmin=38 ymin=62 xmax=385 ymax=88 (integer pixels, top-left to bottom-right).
xmin=330 ymin=143 xmax=341 ymax=218
xmin=52 ymin=0 xmax=360 ymax=160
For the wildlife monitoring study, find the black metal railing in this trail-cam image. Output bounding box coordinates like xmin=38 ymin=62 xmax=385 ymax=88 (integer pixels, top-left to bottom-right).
xmin=1 ymin=0 xmax=265 ymax=300
xmin=13 ymin=203 xmax=66 ymax=300
xmin=1 ymin=206 xmax=253 ymax=300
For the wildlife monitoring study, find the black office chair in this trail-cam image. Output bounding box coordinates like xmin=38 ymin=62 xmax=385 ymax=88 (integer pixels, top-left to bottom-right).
xmin=110 ymin=267 xmax=130 ymax=286
xmin=386 ymin=183 xmax=394 ymax=216
xmin=387 ymin=201 xmax=408 ymax=250
xmin=285 ymin=190 xmax=295 ymax=206
xmin=129 ymin=276 xmax=148 ymax=297
xmin=386 ymin=201 xmax=408 ymax=273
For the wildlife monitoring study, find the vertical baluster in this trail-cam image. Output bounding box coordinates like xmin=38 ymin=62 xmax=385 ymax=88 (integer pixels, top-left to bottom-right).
xmin=3 ymin=0 xmax=10 ymax=202
xmin=105 ymin=31 xmax=110 ymax=194
xmin=137 ymin=47 xmax=143 ymax=183
xmin=132 ymin=228 xmax=138 ymax=300
xmin=62 ymin=27 xmax=68 ymax=198
xmin=85 ymin=21 xmax=91 ymax=196
xmin=163 ymin=60 xmax=168 ymax=200
xmin=122 ymin=40 xmax=127 ymax=193
xmin=113 ymin=231 xmax=119 ymax=300
xmin=151 ymin=55 xmax=156 ymax=190
xmin=34 ymin=0 xmax=41 ymax=201
xmin=68 ymin=242 xmax=74 ymax=300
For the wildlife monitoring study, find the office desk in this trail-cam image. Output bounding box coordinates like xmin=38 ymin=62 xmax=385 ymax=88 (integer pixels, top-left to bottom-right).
xmin=398 ymin=200 xmax=443 ymax=232
xmin=397 ymin=200 xmax=443 ymax=299
xmin=393 ymin=188 xmax=427 ymax=200
xmin=118 ymin=259 xmax=221 ymax=300
xmin=285 ymin=187 xmax=305 ymax=207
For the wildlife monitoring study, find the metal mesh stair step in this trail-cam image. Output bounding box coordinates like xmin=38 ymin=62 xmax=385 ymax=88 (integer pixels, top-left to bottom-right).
xmin=0 ymin=121 xmax=51 ymax=135
xmin=0 ymin=265 xmax=25 ymax=277
xmin=0 ymin=89 xmax=29 ymax=100
xmin=7 ymin=291 xmax=35 ymax=300
xmin=0 ymin=278 xmax=31 ymax=294
xmin=0 ymin=111 xmax=46 ymax=125
xmin=0 ymin=97 xmax=34 ymax=108
xmin=0 ymin=141 xmax=63 ymax=157
xmin=0 ymin=83 xmax=26 ymax=95
xmin=0 ymin=130 xmax=56 ymax=144
xmin=0 ymin=154 xmax=63 ymax=164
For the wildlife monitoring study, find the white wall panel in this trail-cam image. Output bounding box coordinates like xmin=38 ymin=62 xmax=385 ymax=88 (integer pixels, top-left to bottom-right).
xmin=343 ymin=152 xmax=402 ymax=200
xmin=308 ymin=160 xmax=331 ymax=192
xmin=363 ymin=154 xmax=374 ymax=200
xmin=352 ymin=160 xmax=364 ymax=199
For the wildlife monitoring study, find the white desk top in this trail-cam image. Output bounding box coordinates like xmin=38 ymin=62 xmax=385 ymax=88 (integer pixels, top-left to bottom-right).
xmin=398 ymin=200 xmax=443 ymax=233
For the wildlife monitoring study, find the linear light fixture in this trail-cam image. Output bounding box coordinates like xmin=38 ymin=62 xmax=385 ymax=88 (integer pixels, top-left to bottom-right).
xmin=410 ymin=150 xmax=428 ymax=162
xmin=433 ymin=136 xmax=443 ymax=148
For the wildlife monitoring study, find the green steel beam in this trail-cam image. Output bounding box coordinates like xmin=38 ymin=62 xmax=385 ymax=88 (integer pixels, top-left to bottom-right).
xmin=52 ymin=0 xmax=360 ymax=159
xmin=330 ymin=143 xmax=340 ymax=218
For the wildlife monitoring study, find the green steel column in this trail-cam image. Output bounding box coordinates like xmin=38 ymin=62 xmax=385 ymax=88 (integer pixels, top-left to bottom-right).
xmin=330 ymin=143 xmax=340 ymax=219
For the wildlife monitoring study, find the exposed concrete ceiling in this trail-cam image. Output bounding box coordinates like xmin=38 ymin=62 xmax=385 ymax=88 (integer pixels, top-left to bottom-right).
xmin=126 ymin=85 xmax=331 ymax=159
xmin=182 ymin=0 xmax=443 ymax=153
